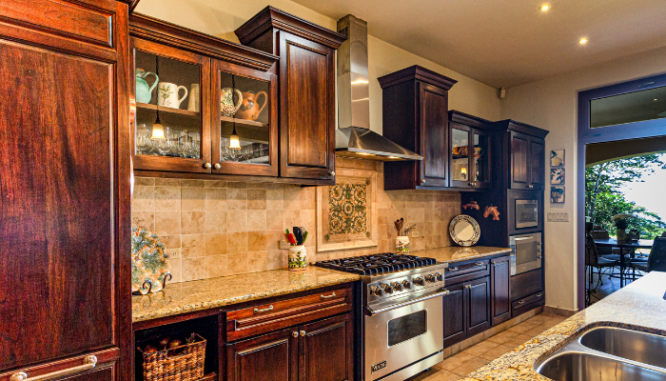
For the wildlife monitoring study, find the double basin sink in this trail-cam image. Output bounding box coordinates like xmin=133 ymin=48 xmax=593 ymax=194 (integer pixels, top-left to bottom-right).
xmin=535 ymin=326 xmax=666 ymax=381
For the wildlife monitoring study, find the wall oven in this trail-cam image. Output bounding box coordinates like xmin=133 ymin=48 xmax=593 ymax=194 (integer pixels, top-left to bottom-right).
xmin=515 ymin=199 xmax=539 ymax=229
xmin=510 ymin=232 xmax=542 ymax=275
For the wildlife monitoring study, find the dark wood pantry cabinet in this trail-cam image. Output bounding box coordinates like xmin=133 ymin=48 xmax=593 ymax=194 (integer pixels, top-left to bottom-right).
xmin=0 ymin=0 xmax=132 ymax=380
xmin=379 ymin=66 xmax=458 ymax=190
xmin=236 ymin=7 xmax=347 ymax=184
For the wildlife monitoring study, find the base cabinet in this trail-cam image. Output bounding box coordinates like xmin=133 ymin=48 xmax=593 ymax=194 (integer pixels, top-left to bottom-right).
xmin=443 ymin=276 xmax=490 ymax=347
xmin=226 ymin=314 xmax=352 ymax=381
xmin=491 ymin=256 xmax=512 ymax=326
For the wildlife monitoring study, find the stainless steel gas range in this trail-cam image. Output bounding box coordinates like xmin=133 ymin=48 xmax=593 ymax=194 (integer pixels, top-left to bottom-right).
xmin=316 ymin=253 xmax=449 ymax=381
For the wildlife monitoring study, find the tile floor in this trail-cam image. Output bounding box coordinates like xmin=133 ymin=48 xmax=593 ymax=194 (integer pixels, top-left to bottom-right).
xmin=407 ymin=312 xmax=569 ymax=381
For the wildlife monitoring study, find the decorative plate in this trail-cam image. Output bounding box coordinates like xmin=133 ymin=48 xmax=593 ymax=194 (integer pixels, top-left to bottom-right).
xmin=131 ymin=227 xmax=171 ymax=295
xmin=449 ymin=215 xmax=481 ymax=247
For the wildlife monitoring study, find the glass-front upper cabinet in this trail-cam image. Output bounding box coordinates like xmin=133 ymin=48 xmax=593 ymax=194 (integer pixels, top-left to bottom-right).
xmin=211 ymin=61 xmax=278 ymax=177
xmin=131 ymin=38 xmax=212 ymax=173
xmin=449 ymin=122 xmax=491 ymax=189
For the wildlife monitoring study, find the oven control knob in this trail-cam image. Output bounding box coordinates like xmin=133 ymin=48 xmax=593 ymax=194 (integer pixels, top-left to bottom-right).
xmin=402 ymin=280 xmax=412 ymax=289
xmin=426 ymin=274 xmax=437 ymax=283
xmin=413 ymin=277 xmax=425 ymax=286
xmin=391 ymin=282 xmax=403 ymax=292
xmin=436 ymin=272 xmax=444 ymax=282
xmin=371 ymin=286 xmax=383 ymax=296
xmin=381 ymin=283 xmax=394 ymax=294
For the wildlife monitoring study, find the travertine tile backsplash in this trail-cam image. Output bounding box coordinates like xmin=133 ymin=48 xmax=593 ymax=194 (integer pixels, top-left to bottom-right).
xmin=132 ymin=158 xmax=460 ymax=283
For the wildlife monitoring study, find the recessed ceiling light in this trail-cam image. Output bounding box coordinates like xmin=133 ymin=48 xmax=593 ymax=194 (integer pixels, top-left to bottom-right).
xmin=579 ymin=38 xmax=588 ymax=44
xmin=540 ymin=4 xmax=550 ymax=11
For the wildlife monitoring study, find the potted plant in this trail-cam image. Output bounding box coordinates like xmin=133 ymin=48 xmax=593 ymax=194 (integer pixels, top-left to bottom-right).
xmin=612 ymin=214 xmax=634 ymax=243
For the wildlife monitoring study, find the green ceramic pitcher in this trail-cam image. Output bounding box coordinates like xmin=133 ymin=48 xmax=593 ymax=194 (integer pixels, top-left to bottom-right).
xmin=135 ymin=68 xmax=159 ymax=104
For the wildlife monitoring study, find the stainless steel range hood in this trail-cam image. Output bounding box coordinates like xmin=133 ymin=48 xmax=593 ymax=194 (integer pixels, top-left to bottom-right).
xmin=336 ymin=15 xmax=422 ymax=161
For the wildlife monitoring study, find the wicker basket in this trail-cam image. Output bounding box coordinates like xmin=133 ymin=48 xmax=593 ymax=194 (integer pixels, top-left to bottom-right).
xmin=138 ymin=333 xmax=206 ymax=381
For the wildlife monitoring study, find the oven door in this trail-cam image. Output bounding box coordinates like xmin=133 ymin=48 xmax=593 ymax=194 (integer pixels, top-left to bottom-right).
xmin=364 ymin=290 xmax=445 ymax=381
xmin=510 ymin=233 xmax=542 ymax=275
xmin=515 ymin=199 xmax=539 ymax=229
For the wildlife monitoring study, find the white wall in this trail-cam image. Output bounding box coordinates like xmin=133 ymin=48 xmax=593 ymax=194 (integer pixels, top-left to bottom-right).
xmin=501 ymin=46 xmax=666 ymax=311
xmin=135 ymin=0 xmax=502 ymax=129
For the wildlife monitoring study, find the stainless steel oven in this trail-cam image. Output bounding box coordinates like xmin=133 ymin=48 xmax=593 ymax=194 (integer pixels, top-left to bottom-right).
xmin=365 ymin=289 xmax=446 ymax=381
xmin=515 ymin=199 xmax=539 ymax=229
xmin=510 ymin=232 xmax=542 ymax=275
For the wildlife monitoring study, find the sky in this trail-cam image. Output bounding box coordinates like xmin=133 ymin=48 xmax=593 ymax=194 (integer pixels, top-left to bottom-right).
xmin=619 ymin=154 xmax=666 ymax=220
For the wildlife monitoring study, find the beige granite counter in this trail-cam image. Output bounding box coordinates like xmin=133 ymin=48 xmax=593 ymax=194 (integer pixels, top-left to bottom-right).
xmin=132 ymin=267 xmax=359 ymax=323
xmin=413 ymin=246 xmax=511 ymax=264
xmin=461 ymin=271 xmax=666 ymax=380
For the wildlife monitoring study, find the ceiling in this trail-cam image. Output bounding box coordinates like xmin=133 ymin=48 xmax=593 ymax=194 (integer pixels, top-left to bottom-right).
xmin=290 ymin=0 xmax=666 ymax=88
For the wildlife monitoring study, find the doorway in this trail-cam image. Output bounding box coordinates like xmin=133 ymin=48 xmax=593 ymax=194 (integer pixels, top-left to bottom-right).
xmin=577 ymin=73 xmax=666 ymax=310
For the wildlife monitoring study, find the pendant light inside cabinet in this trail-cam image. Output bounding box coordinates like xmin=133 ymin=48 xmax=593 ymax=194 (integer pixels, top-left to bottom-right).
xmin=151 ymin=55 xmax=166 ymax=140
xmin=229 ymin=75 xmax=241 ymax=151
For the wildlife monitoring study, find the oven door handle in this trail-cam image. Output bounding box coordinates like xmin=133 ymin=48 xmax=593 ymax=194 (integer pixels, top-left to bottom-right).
xmin=365 ymin=289 xmax=450 ymax=316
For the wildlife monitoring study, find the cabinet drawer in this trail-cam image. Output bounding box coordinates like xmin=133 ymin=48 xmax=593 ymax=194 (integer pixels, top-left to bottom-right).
xmin=512 ymin=291 xmax=544 ymax=313
xmin=511 ymin=269 xmax=543 ymax=300
xmin=226 ymin=287 xmax=351 ymax=341
xmin=445 ymin=259 xmax=490 ymax=285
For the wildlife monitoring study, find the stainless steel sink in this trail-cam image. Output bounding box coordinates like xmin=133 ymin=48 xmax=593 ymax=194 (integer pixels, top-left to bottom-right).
xmin=538 ymin=352 xmax=666 ymax=381
xmin=535 ymin=327 xmax=666 ymax=381
xmin=581 ymin=327 xmax=666 ymax=369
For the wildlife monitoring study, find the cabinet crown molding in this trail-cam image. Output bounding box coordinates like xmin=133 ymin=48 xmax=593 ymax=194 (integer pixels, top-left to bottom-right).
xmin=492 ymin=119 xmax=550 ymax=138
xmin=235 ymin=6 xmax=347 ymax=49
xmin=378 ymin=65 xmax=458 ymax=90
xmin=130 ymin=13 xmax=278 ymax=71
xmin=449 ymin=110 xmax=492 ymax=129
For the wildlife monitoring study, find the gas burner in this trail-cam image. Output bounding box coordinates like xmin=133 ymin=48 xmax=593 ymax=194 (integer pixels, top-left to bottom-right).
xmin=315 ymin=253 xmax=437 ymax=275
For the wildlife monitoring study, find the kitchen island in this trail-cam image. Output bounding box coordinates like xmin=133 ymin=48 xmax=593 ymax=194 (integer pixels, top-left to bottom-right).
xmin=460 ymin=271 xmax=666 ymax=380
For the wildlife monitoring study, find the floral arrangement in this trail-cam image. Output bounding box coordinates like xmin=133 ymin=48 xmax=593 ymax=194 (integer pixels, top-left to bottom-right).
xmin=612 ymin=213 xmax=635 ymax=229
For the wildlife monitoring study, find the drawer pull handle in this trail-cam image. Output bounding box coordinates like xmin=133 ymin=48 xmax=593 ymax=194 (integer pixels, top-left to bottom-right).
xmin=11 ymin=355 xmax=97 ymax=381
xmin=254 ymin=305 xmax=274 ymax=315
xmin=448 ymin=267 xmax=459 ymax=272
xmin=320 ymin=292 xmax=336 ymax=300
xmin=518 ymin=300 xmax=525 ymax=305
xmin=475 ymin=262 xmax=484 ymax=266
xmin=536 ymin=293 xmax=543 ymax=297
xmin=442 ymin=289 xmax=450 ymax=295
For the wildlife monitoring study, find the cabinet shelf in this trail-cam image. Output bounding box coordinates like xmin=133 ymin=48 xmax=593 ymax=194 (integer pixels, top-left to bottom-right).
xmin=220 ymin=115 xmax=268 ymax=128
xmin=137 ymin=102 xmax=200 ymax=117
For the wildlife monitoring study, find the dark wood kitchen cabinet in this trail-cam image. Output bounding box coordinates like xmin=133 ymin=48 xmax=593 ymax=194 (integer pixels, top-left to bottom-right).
xmin=380 ymin=66 xmax=458 ymax=190
xmin=129 ymin=14 xmax=284 ymax=180
xmin=443 ymin=274 xmax=491 ymax=347
xmin=449 ymin=111 xmax=493 ymax=190
xmin=508 ymin=128 xmax=546 ymax=190
xmin=226 ymin=328 xmax=298 ymax=381
xmin=0 ymin=0 xmax=132 ymax=380
xmin=236 ymin=7 xmax=347 ymax=184
xmin=491 ymin=256 xmax=512 ymax=326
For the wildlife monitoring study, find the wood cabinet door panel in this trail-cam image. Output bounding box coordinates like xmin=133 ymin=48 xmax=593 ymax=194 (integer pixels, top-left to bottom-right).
xmin=467 ymin=277 xmax=490 ymax=337
xmin=278 ymin=32 xmax=335 ymax=180
xmin=227 ymin=329 xmax=298 ymax=381
xmin=419 ymin=83 xmax=449 ymax=187
xmin=529 ymin=139 xmax=545 ymax=189
xmin=300 ymin=314 xmax=352 ymax=381
xmin=510 ymin=132 xmax=529 ymax=189
xmin=0 ymin=39 xmax=116 ymax=371
xmin=443 ymin=283 xmax=466 ymax=347
xmin=491 ymin=257 xmax=511 ymax=326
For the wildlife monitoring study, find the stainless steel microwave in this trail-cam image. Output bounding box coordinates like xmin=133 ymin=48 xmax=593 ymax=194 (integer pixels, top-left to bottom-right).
xmin=510 ymin=232 xmax=542 ymax=275
xmin=515 ymin=199 xmax=539 ymax=229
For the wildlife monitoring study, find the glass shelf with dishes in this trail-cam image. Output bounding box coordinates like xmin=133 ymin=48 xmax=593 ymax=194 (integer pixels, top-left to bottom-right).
xmin=451 ymin=127 xmax=470 ymax=182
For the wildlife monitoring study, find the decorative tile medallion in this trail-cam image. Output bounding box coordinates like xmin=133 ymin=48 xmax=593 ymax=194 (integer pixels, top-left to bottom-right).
xmin=317 ymin=168 xmax=377 ymax=252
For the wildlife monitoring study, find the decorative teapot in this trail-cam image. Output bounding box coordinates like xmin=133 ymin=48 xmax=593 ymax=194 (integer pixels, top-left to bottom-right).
xmin=236 ymin=91 xmax=268 ymax=121
xmin=135 ymin=68 xmax=158 ymax=104
xmin=221 ymin=87 xmax=243 ymax=117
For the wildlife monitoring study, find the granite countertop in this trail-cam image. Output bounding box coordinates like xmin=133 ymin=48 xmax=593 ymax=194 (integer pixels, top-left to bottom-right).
xmin=132 ymin=267 xmax=359 ymax=323
xmin=413 ymin=246 xmax=511 ymax=264
xmin=461 ymin=271 xmax=666 ymax=380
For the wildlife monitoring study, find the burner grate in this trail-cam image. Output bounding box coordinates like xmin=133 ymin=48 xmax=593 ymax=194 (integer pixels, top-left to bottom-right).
xmin=315 ymin=253 xmax=437 ymax=275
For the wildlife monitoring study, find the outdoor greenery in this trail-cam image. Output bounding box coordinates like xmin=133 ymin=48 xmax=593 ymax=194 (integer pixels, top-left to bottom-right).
xmin=586 ymin=154 xmax=666 ymax=239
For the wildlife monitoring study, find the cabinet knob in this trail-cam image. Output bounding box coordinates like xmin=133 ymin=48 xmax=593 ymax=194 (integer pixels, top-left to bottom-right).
xmin=528 ymin=184 xmax=534 ymax=189
xmin=292 ymin=331 xmax=299 ymax=338
xmin=329 ymin=171 xmax=336 ymax=176
xmin=204 ymin=163 xmax=212 ymax=169
xmin=214 ymin=163 xmax=221 ymax=170
xmin=300 ymin=330 xmax=307 ymax=337
xmin=421 ymin=179 xmax=426 ymax=183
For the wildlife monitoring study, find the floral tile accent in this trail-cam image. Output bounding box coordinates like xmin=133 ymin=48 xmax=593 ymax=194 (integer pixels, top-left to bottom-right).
xmin=317 ymin=168 xmax=378 ymax=252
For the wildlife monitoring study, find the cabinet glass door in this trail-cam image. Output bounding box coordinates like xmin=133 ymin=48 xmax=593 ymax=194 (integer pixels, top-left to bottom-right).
xmin=132 ymin=38 xmax=211 ymax=173
xmin=451 ymin=127 xmax=470 ymax=186
xmin=472 ymin=131 xmax=490 ymax=188
xmin=212 ymin=62 xmax=277 ymax=177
